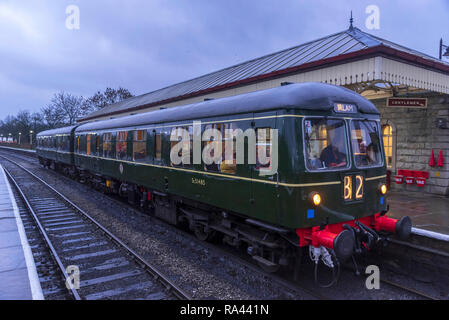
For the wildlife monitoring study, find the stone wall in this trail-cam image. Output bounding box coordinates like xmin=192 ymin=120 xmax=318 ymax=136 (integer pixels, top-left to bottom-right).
xmin=372 ymin=94 xmax=449 ymax=196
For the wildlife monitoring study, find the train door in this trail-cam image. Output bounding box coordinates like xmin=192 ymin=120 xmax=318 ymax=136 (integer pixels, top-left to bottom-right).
xmin=250 ymin=112 xmax=279 ymax=223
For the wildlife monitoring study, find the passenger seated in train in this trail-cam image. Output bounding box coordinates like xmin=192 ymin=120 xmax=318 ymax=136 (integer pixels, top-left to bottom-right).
xmin=319 ymin=133 xmax=347 ymax=168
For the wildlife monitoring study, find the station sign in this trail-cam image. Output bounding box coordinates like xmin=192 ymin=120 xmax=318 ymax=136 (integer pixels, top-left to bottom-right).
xmin=387 ymin=98 xmax=427 ymax=108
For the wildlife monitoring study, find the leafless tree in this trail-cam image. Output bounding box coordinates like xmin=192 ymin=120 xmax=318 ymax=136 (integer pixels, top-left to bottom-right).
xmin=48 ymin=92 xmax=84 ymax=125
xmin=82 ymin=87 xmax=133 ymax=114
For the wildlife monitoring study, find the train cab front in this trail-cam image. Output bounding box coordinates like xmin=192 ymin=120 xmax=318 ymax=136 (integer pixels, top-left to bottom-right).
xmin=297 ymin=109 xmax=412 ymax=267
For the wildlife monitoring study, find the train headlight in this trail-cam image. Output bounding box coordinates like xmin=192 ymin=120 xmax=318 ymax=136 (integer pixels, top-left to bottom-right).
xmin=310 ymin=192 xmax=322 ymax=206
xmin=380 ymin=184 xmax=387 ymax=195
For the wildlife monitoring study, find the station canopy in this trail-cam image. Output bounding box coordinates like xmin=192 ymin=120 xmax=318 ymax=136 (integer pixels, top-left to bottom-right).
xmin=80 ymin=26 xmax=449 ymax=122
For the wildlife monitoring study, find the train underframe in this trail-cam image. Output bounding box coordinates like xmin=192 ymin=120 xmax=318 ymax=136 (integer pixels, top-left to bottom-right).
xmin=39 ymin=157 xmax=412 ymax=283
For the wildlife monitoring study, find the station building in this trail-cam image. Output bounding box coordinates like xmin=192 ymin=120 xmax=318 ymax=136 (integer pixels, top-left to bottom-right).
xmin=79 ymin=25 xmax=449 ymax=196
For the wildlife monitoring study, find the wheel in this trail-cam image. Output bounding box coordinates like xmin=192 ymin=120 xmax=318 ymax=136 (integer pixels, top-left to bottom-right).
xmin=193 ymin=225 xmax=216 ymax=242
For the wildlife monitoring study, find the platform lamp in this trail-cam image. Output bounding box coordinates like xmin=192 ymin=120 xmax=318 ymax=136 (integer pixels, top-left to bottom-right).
xmin=29 ymin=130 xmax=33 ymax=145
xmin=18 ymin=132 xmax=21 ymax=144
xmin=440 ymin=39 xmax=449 ymax=60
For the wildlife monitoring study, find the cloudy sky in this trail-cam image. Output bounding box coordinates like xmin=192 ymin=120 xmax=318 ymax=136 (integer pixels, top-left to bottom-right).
xmin=1 ymin=0 xmax=448 ymax=119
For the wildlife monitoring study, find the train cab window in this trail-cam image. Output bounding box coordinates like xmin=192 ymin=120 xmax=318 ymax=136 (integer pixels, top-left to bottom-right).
xmin=304 ymin=118 xmax=349 ymax=171
xmin=116 ymin=131 xmax=127 ymax=160
xmin=133 ymin=130 xmax=147 ymax=162
xmin=103 ymin=133 xmax=113 ymax=158
xmin=155 ymin=133 xmax=162 ymax=161
xmin=255 ymin=127 xmax=273 ymax=172
xmin=350 ymin=120 xmax=382 ymax=168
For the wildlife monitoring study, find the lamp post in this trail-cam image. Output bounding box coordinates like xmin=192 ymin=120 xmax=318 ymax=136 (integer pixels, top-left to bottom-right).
xmin=30 ymin=130 xmax=33 ymax=146
xmin=439 ymin=39 xmax=449 ymax=60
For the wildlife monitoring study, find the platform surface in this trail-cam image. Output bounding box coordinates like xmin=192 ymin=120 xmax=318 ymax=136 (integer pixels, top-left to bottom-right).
xmin=0 ymin=146 xmax=35 ymax=153
xmin=0 ymin=165 xmax=43 ymax=300
xmin=388 ymin=190 xmax=449 ymax=240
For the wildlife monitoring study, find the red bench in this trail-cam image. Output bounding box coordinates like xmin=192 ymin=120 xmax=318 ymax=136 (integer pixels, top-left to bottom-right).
xmin=395 ymin=170 xmax=429 ymax=187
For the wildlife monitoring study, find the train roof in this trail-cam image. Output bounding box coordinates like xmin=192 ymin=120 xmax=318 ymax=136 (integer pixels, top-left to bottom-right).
xmin=76 ymin=82 xmax=379 ymax=132
xmin=37 ymin=125 xmax=78 ymax=137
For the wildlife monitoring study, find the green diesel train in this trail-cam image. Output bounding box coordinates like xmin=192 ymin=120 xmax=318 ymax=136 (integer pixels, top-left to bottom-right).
xmin=37 ymin=83 xmax=411 ymax=278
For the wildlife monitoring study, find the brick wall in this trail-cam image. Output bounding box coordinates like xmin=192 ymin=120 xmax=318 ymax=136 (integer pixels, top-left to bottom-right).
xmin=372 ymin=95 xmax=449 ymax=195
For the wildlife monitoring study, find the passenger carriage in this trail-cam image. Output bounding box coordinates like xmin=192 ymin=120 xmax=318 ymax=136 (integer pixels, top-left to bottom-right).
xmin=36 ymin=83 xmax=411 ymax=275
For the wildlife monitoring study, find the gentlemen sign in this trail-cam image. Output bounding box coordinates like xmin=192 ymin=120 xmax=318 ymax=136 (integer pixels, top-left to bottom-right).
xmin=387 ymin=98 xmax=427 ymax=108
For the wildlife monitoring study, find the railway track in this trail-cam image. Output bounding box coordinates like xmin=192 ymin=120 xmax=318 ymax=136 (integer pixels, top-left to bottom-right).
xmin=1 ymin=149 xmax=446 ymax=300
xmin=1 ymin=155 xmax=190 ymax=300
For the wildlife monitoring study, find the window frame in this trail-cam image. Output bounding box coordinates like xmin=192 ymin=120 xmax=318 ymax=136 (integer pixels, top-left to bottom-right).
xmin=349 ymin=119 xmax=384 ymax=170
xmin=154 ymin=130 xmax=162 ymax=162
xmin=132 ymin=129 xmax=147 ymax=162
xmin=116 ymin=131 xmax=128 ymax=160
xmin=102 ymin=132 xmax=113 ymax=158
xmin=255 ymin=127 xmax=274 ymax=172
xmin=382 ymin=124 xmax=395 ymax=170
xmin=302 ymin=116 xmax=352 ymax=173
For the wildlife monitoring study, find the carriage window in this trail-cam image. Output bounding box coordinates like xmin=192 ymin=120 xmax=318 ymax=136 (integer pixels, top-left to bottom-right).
xmin=351 ymin=120 xmax=383 ymax=168
xmin=86 ymin=134 xmax=92 ymax=155
xmin=116 ymin=131 xmax=127 ymax=160
xmin=79 ymin=135 xmax=86 ymax=154
xmin=256 ymin=128 xmax=273 ymax=172
xmin=133 ymin=130 xmax=147 ymax=162
xmin=95 ymin=135 xmax=101 ymax=156
xmin=220 ymin=123 xmax=239 ymax=174
xmin=203 ymin=123 xmax=222 ymax=172
xmin=155 ymin=133 xmax=162 ymax=161
xmin=103 ymin=133 xmax=113 ymax=158
xmin=64 ymin=136 xmax=70 ymax=152
xmin=304 ymin=118 xmax=349 ymax=171
xmin=76 ymin=136 xmax=80 ymax=153
xmin=170 ymin=126 xmax=193 ymax=168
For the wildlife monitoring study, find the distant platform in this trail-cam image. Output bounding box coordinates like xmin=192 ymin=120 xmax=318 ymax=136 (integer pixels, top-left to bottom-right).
xmin=0 ymin=146 xmax=36 ymax=154
xmin=0 ymin=165 xmax=43 ymax=300
xmin=388 ymin=190 xmax=449 ymax=242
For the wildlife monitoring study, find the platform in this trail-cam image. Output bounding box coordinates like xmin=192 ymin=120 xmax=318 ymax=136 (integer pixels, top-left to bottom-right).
xmin=0 ymin=165 xmax=43 ymax=300
xmin=388 ymin=190 xmax=449 ymax=241
xmin=0 ymin=146 xmax=36 ymax=154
